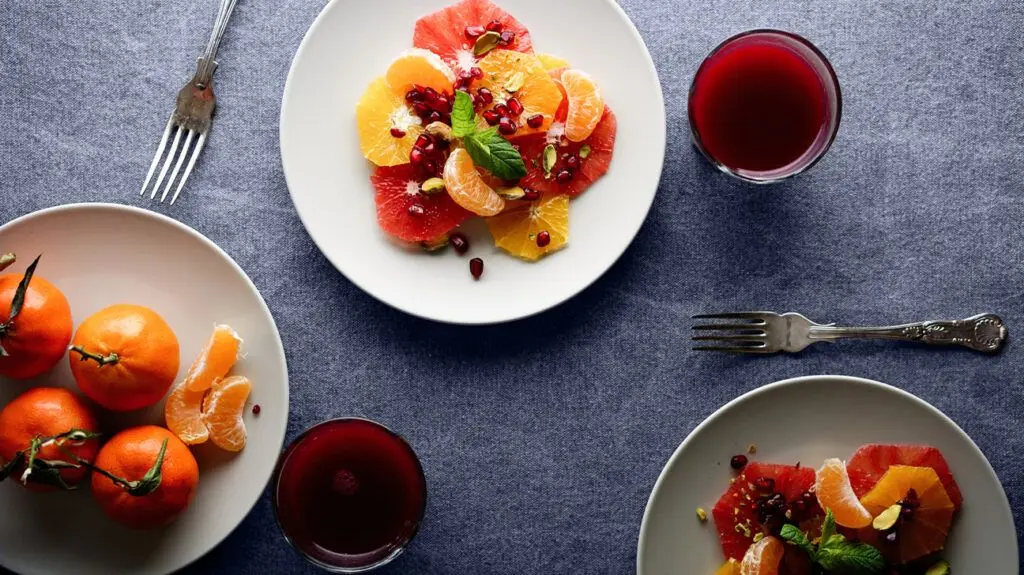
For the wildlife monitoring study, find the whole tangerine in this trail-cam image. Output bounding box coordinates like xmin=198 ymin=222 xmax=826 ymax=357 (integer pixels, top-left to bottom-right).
xmin=0 ymin=256 xmax=73 ymax=380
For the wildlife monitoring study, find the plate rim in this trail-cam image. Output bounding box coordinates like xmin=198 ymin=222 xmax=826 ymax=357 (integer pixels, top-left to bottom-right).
xmin=278 ymin=0 xmax=667 ymax=325
xmin=0 ymin=202 xmax=291 ymax=575
xmin=635 ymin=374 xmax=1018 ymax=573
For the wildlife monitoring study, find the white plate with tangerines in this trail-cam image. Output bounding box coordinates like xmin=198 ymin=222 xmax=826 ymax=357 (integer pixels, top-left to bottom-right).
xmin=281 ymin=0 xmax=666 ymax=324
xmin=0 ymin=204 xmax=289 ymax=575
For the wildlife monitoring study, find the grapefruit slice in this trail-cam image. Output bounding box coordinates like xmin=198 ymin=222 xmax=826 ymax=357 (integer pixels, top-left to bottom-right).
xmin=561 ymin=69 xmax=605 ymax=142
xmin=203 ymin=375 xmax=252 ymax=452
xmin=814 ymin=458 xmax=873 ymax=528
xmin=485 ymin=193 xmax=569 ymax=261
xmin=515 ymin=107 xmax=617 ymax=197
xmin=184 ymin=324 xmax=242 ymax=392
xmin=859 ymin=465 xmax=955 ymax=564
xmin=357 ymin=77 xmax=424 ymax=167
xmin=372 ymin=163 xmax=473 ymax=242
xmin=712 ymin=462 xmax=822 ymax=561
xmin=164 ymin=381 xmax=208 ymax=446
xmin=443 ymin=148 xmax=505 ymax=216
xmin=413 ymin=0 xmax=534 ymax=75
xmin=740 ymin=536 xmax=784 ymax=575
xmin=847 ymin=444 xmax=962 ymax=510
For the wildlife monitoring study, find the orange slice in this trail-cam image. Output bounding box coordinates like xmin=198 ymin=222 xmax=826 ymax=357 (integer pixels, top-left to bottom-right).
xmin=739 ymin=535 xmax=783 ymax=575
xmin=537 ymin=53 xmax=570 ymax=71
xmin=442 ymin=148 xmax=505 ymax=216
xmin=561 ymin=69 xmax=605 ymax=142
xmin=815 ymin=458 xmax=873 ymax=528
xmin=184 ymin=324 xmax=242 ymax=392
xmin=164 ymin=381 xmax=208 ymax=445
xmin=203 ymin=375 xmax=252 ymax=452
xmin=476 ymin=50 xmax=562 ymax=136
xmin=357 ymin=77 xmax=425 ymax=167
xmin=485 ymin=194 xmax=568 ymax=261
xmin=859 ymin=465 xmax=955 ymax=564
xmin=385 ymin=48 xmax=456 ymax=95
xmin=715 ymin=558 xmax=741 ymax=575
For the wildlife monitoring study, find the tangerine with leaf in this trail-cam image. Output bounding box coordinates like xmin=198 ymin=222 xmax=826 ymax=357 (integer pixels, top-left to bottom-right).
xmin=0 ymin=255 xmax=74 ymax=380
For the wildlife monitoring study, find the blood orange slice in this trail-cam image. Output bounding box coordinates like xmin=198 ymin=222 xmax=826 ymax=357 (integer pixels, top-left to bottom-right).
xmin=413 ymin=0 xmax=534 ymax=75
xmin=847 ymin=444 xmax=962 ymax=510
xmin=858 ymin=465 xmax=955 ymax=564
xmin=712 ymin=462 xmax=822 ymax=561
xmin=515 ymin=107 xmax=617 ymax=197
xmin=373 ymin=164 xmax=473 ymax=242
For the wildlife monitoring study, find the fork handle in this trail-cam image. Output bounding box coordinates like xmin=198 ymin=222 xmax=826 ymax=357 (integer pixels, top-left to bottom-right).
xmin=808 ymin=314 xmax=1007 ymax=352
xmin=194 ymin=0 xmax=239 ymax=87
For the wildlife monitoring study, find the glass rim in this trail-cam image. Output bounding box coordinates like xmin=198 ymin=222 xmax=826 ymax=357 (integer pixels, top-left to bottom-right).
xmin=271 ymin=417 xmax=428 ymax=573
xmin=687 ymin=29 xmax=843 ymax=184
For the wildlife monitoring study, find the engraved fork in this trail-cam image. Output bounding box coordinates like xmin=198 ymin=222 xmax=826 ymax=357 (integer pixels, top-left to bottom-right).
xmin=139 ymin=0 xmax=238 ymax=204
xmin=692 ymin=312 xmax=1007 ymax=354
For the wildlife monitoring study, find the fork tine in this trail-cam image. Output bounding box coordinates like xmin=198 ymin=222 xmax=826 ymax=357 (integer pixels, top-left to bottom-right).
xmin=692 ymin=312 xmax=768 ymax=321
xmin=169 ymin=132 xmax=206 ymax=205
xmin=159 ymin=129 xmax=195 ymax=202
xmin=140 ymin=116 xmax=175 ymax=196
xmin=692 ymin=335 xmax=766 ymax=343
xmin=693 ymin=324 xmax=767 ymax=332
xmin=150 ymin=126 xmax=183 ymax=199
xmin=692 ymin=345 xmax=772 ymax=354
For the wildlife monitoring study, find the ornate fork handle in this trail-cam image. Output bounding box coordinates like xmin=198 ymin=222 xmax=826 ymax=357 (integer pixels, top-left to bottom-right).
xmin=808 ymin=314 xmax=1007 ymax=352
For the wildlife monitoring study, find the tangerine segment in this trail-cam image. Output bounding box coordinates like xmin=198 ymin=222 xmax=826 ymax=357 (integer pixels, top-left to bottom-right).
xmin=357 ymin=77 xmax=424 ymax=167
xmin=164 ymin=381 xmax=208 ymax=446
xmin=815 ymin=458 xmax=873 ymax=528
xmin=203 ymin=375 xmax=252 ymax=452
xmin=859 ymin=465 xmax=954 ymax=564
xmin=443 ymin=148 xmax=505 ymax=216
xmin=715 ymin=559 xmax=741 ymax=575
xmin=537 ymin=53 xmax=570 ymax=71
xmin=385 ymin=48 xmax=456 ymax=95
xmin=739 ymin=536 xmax=783 ymax=575
xmin=485 ymin=194 xmax=569 ymax=261
xmin=184 ymin=324 xmax=242 ymax=392
xmin=561 ymin=69 xmax=605 ymax=142
xmin=477 ymin=50 xmax=562 ymax=135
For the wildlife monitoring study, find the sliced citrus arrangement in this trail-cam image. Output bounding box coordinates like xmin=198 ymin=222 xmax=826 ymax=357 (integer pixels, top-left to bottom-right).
xmin=847 ymin=443 xmax=963 ymax=510
xmin=561 ymin=69 xmax=605 ymax=142
xmin=184 ymin=324 xmax=242 ymax=392
xmin=485 ymin=194 xmax=568 ymax=261
xmin=203 ymin=375 xmax=253 ymax=453
xmin=413 ymin=0 xmax=533 ymax=75
xmin=443 ymin=148 xmax=505 ymax=216
xmin=739 ymin=536 xmax=783 ymax=575
xmin=516 ymin=107 xmax=617 ymax=197
xmin=357 ymin=77 xmax=425 ymax=167
xmin=373 ymin=163 xmax=473 ymax=241
xmin=814 ymin=458 xmax=873 ymax=528
xmin=386 ymin=48 xmax=456 ymax=95
xmin=859 ymin=465 xmax=955 ymax=564
xmin=475 ymin=50 xmax=562 ymax=136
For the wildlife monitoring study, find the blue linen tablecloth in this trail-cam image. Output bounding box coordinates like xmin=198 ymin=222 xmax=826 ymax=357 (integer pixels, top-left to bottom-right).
xmin=2 ymin=0 xmax=1023 ymax=573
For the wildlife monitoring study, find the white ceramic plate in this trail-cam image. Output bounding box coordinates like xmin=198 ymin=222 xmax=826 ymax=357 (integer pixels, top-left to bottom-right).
xmin=637 ymin=375 xmax=1018 ymax=574
xmin=280 ymin=0 xmax=665 ymax=324
xmin=0 ymin=204 xmax=289 ymax=575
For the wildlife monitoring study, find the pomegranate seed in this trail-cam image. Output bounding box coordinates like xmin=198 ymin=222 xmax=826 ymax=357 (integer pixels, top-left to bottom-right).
xmin=454 ymin=77 xmax=468 ymax=90
xmin=507 ymin=97 xmax=524 ymax=116
xmin=414 ymin=134 xmax=431 ymax=148
xmin=469 ymin=257 xmax=484 ymax=279
xmin=498 ymin=117 xmax=517 ymax=135
xmin=423 ymin=87 xmax=439 ymax=102
xmin=555 ymin=170 xmax=572 ymax=183
xmin=499 ymin=30 xmax=515 ymax=46
xmin=459 ymin=71 xmax=474 ymax=84
xmin=465 ymin=25 xmax=485 ymax=39
xmin=405 ymin=89 xmax=423 ymax=102
xmin=730 ymin=454 xmax=748 ymax=470
xmin=389 ymin=127 xmax=406 ymax=138
xmin=477 ymin=88 xmax=494 ymax=104
xmin=427 ymin=111 xmax=442 ymax=123
xmin=410 ymin=148 xmax=425 ymax=164
xmin=470 ymin=66 xmax=484 ymax=79
xmin=482 ymin=109 xmax=501 ymax=125
xmin=434 ymin=95 xmax=451 ymax=111
xmin=485 ymin=20 xmax=503 ymax=33
xmin=754 ymin=477 xmax=775 ymax=491
xmin=252 ymin=404 xmax=261 ymax=415
xmin=536 ymin=230 xmax=551 ymax=248
xmin=523 ymin=188 xmax=540 ymax=201
xmin=425 ymin=160 xmax=440 ymax=175
xmin=566 ymin=155 xmax=580 ymax=169
xmin=526 ymin=114 xmax=544 ymax=128
xmin=408 ymin=204 xmax=426 ymax=217
xmin=449 ymin=233 xmax=469 ymax=255
xmin=413 ymin=102 xmax=429 ymax=116
xmin=495 ymin=104 xmax=510 ymax=117
xmin=423 ymin=142 xmax=436 ymax=155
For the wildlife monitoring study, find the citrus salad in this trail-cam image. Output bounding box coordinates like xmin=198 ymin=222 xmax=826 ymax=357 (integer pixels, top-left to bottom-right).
xmin=356 ymin=0 xmax=617 ymax=272
xmin=706 ymin=445 xmax=958 ymax=575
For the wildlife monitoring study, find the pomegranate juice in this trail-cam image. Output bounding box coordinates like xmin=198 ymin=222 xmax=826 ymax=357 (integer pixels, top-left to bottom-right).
xmin=689 ymin=30 xmax=840 ymax=181
xmin=273 ymin=419 xmax=427 ymax=571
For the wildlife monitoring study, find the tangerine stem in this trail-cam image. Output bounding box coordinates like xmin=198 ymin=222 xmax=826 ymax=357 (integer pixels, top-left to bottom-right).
xmin=57 ymin=437 xmax=166 ymax=497
xmin=69 ymin=346 xmax=120 ymax=367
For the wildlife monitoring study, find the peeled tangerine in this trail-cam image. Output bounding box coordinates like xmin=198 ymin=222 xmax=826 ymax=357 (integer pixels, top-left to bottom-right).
xmin=561 ymin=69 xmax=604 ymax=142
xmin=859 ymin=465 xmax=955 ymax=564
xmin=815 ymin=458 xmax=873 ymax=528
xmin=443 ymin=148 xmax=505 ymax=216
xmin=739 ymin=536 xmax=783 ymax=575
xmin=202 ymin=375 xmax=252 ymax=452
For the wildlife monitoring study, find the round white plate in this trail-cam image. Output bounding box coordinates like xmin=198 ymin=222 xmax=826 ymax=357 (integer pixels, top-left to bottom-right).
xmin=0 ymin=204 xmax=289 ymax=575
xmin=280 ymin=0 xmax=665 ymax=324
xmin=637 ymin=375 xmax=1018 ymax=574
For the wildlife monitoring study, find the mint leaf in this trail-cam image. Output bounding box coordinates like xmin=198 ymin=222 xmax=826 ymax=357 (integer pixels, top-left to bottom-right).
xmin=779 ymin=524 xmax=816 ymax=557
xmin=464 ymin=128 xmax=527 ymax=180
xmin=820 ymin=509 xmax=837 ymax=546
xmin=816 ymin=541 xmax=885 ymax=573
xmin=451 ymin=91 xmax=477 ymax=138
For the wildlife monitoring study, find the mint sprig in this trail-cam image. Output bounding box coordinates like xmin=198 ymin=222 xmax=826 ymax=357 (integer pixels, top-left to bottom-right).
xmin=448 ymin=92 xmax=527 ymax=181
xmin=779 ymin=509 xmax=885 ymax=574
xmin=451 ymin=91 xmax=477 ymax=138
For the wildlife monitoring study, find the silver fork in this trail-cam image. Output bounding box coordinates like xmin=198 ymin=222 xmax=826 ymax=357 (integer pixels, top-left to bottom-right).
xmin=692 ymin=312 xmax=1007 ymax=354
xmin=139 ymin=0 xmax=238 ymax=204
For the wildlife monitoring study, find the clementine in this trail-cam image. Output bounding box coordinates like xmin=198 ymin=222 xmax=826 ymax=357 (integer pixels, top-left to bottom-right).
xmin=69 ymin=304 xmax=180 ymax=411
xmin=0 ymin=387 xmax=100 ymax=491
xmin=0 ymin=255 xmax=74 ymax=380
xmin=90 ymin=425 xmax=199 ymax=529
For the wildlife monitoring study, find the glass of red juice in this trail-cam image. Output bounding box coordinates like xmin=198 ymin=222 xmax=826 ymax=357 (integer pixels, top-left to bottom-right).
xmin=272 ymin=418 xmax=427 ymax=572
xmin=688 ymin=30 xmax=841 ymax=183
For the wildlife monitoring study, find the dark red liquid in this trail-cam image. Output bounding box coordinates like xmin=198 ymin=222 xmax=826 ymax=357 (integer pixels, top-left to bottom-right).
xmin=690 ymin=31 xmax=838 ymax=177
xmin=273 ymin=419 xmax=426 ymax=570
